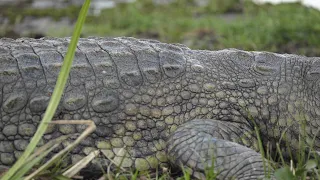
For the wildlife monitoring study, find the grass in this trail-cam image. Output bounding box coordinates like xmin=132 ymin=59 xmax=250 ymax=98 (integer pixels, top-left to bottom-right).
xmin=79 ymin=0 xmax=320 ymax=56
xmin=1 ymin=0 xmax=320 ymax=55
xmin=0 ymin=6 xmax=81 ymax=23
xmin=248 ymin=112 xmax=320 ymax=180
xmin=1 ymin=1 xmax=91 ymax=179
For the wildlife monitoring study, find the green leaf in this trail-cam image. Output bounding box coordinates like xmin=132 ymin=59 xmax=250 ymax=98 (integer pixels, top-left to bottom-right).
xmin=294 ymin=168 xmax=306 ymax=177
xmin=1 ymin=1 xmax=90 ymax=180
xmin=305 ymin=160 xmax=317 ymax=170
xmin=10 ymin=144 xmax=58 ymax=180
xmin=274 ymin=167 xmax=295 ymax=180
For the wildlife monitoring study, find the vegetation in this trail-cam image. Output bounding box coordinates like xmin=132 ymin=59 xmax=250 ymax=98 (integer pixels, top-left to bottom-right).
xmin=81 ymin=0 xmax=320 ymax=56
xmin=1 ymin=1 xmax=91 ymax=180
xmin=0 ymin=6 xmax=81 ymax=23
xmin=1 ymin=0 xmax=320 ymax=56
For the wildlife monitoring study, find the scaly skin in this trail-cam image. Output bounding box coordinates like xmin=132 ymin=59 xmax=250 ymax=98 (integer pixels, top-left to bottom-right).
xmin=0 ymin=37 xmax=319 ymax=179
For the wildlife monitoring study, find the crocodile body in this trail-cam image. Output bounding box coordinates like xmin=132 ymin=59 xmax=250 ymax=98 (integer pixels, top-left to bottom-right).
xmin=0 ymin=37 xmax=319 ymax=179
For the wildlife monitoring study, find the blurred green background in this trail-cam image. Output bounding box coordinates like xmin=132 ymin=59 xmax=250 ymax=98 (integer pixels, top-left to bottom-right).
xmin=1 ymin=0 xmax=320 ymax=56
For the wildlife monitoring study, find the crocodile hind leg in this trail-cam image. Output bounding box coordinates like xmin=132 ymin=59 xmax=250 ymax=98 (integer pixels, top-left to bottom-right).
xmin=166 ymin=119 xmax=273 ymax=179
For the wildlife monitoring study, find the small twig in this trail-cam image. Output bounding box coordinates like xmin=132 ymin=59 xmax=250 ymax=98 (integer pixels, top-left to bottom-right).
xmin=101 ymin=148 xmax=127 ymax=172
xmin=63 ymin=150 xmax=100 ymax=178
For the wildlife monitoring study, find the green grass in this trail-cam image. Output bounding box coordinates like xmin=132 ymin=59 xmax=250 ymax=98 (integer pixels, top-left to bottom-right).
xmin=0 ymin=6 xmax=81 ymax=23
xmin=79 ymin=0 xmax=320 ymax=56
xmin=2 ymin=0 xmax=320 ymax=55
xmin=249 ymin=112 xmax=320 ymax=180
xmin=0 ymin=1 xmax=90 ymax=179
xmin=272 ymin=114 xmax=320 ymax=180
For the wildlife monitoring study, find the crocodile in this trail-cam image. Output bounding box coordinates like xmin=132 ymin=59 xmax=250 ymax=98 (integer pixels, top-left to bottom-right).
xmin=0 ymin=36 xmax=319 ymax=179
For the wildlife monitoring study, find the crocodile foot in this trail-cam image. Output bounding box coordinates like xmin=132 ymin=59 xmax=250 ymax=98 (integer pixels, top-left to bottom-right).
xmin=167 ymin=119 xmax=274 ymax=179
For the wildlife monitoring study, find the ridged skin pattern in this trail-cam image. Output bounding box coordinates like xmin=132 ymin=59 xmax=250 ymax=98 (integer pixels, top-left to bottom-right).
xmin=0 ymin=37 xmax=319 ymax=179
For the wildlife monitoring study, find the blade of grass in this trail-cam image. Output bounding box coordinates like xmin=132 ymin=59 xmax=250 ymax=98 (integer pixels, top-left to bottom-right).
xmin=181 ymin=165 xmax=191 ymax=180
xmin=276 ymin=143 xmax=286 ymax=165
xmin=63 ymin=150 xmax=100 ymax=178
xmin=131 ymin=170 xmax=139 ymax=180
xmin=247 ymin=112 xmax=268 ymax=177
xmin=10 ymin=144 xmax=59 ymax=180
xmin=101 ymin=150 xmax=127 ymax=172
xmin=27 ymin=134 xmax=74 ymax=162
xmin=253 ymin=125 xmax=267 ymax=174
xmin=1 ymin=1 xmax=91 ymax=179
xmin=24 ymin=120 xmax=96 ymax=180
xmin=307 ymin=128 xmax=320 ymax=160
xmin=298 ymin=114 xmax=307 ymax=179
